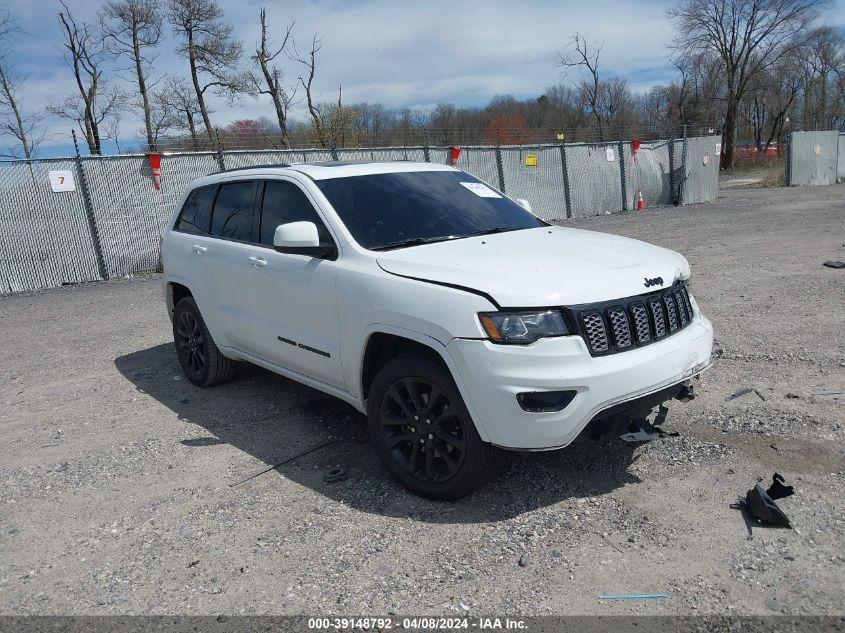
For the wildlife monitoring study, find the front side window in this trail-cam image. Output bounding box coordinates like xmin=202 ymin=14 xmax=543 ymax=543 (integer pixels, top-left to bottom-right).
xmin=175 ymin=185 xmax=216 ymax=234
xmin=210 ymin=181 xmax=256 ymax=241
xmin=260 ymin=180 xmax=332 ymax=246
xmin=315 ymin=170 xmax=543 ymax=250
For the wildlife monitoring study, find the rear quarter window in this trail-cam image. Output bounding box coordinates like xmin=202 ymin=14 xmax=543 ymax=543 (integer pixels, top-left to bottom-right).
xmin=175 ymin=185 xmax=217 ymax=234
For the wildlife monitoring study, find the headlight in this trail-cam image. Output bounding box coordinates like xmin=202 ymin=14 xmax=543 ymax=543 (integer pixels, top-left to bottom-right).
xmin=478 ymin=310 xmax=569 ymax=344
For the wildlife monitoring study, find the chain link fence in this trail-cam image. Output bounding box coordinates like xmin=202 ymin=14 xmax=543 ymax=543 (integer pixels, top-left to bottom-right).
xmin=0 ymin=136 xmax=720 ymax=295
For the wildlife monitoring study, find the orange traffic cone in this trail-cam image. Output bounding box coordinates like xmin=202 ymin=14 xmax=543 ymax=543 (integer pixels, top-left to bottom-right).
xmin=636 ymin=189 xmax=645 ymax=210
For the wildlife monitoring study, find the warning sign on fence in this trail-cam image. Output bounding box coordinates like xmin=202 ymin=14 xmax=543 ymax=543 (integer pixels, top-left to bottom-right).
xmin=49 ymin=170 xmax=76 ymax=192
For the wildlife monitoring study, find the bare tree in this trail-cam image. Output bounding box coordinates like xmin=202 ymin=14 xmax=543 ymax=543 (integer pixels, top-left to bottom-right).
xmin=251 ymin=8 xmax=296 ymax=148
xmin=100 ymin=0 xmax=163 ymax=150
xmin=0 ymin=10 xmax=45 ymax=158
xmin=557 ymin=34 xmax=606 ymax=140
xmin=0 ymin=54 xmax=47 ymax=158
xmin=167 ymin=0 xmax=249 ymax=141
xmin=54 ymin=0 xmax=123 ymax=155
xmin=799 ymin=26 xmax=845 ymax=129
xmin=155 ymin=75 xmax=205 ymax=146
xmin=291 ymin=35 xmax=327 ymax=147
xmin=669 ymin=0 xmax=828 ymax=167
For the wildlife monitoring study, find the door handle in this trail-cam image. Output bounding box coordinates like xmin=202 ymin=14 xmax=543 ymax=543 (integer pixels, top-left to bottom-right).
xmin=191 ymin=244 xmax=207 ymax=254
xmin=248 ymin=256 xmax=268 ymax=268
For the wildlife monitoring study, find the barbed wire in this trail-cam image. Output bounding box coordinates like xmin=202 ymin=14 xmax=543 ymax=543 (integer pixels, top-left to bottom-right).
xmin=64 ymin=124 xmax=733 ymax=156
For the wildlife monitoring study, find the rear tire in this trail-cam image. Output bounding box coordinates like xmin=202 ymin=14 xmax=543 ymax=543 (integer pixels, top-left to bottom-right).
xmin=173 ymin=297 xmax=236 ymax=387
xmin=367 ymin=353 xmax=496 ymax=500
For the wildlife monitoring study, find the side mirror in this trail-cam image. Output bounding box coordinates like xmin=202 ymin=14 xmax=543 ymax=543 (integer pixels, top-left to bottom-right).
xmin=273 ymin=221 xmax=336 ymax=259
xmin=515 ymin=198 xmax=533 ymax=214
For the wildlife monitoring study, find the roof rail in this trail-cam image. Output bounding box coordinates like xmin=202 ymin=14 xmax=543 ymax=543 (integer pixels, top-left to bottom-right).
xmin=216 ymin=162 xmax=290 ymax=174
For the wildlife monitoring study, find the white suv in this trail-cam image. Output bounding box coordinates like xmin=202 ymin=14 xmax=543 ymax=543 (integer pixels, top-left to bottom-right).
xmin=161 ymin=161 xmax=713 ymax=499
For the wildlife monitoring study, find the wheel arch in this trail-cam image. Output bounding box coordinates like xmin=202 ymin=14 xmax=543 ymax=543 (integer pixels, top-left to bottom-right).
xmin=166 ymin=281 xmax=193 ymax=319
xmin=356 ymin=326 xmax=490 ymax=442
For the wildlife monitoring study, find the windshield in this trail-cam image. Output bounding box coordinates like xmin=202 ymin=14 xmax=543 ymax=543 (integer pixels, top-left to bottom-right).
xmin=315 ymin=170 xmax=544 ymax=250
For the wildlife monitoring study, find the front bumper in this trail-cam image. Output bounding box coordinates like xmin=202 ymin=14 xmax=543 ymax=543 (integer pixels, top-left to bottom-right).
xmin=446 ymin=315 xmax=714 ymax=450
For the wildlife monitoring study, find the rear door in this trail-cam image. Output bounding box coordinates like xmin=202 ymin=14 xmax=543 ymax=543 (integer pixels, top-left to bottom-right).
xmin=202 ymin=180 xmax=261 ymax=350
xmin=166 ymin=184 xmax=218 ymax=317
xmin=240 ymin=178 xmax=344 ymax=388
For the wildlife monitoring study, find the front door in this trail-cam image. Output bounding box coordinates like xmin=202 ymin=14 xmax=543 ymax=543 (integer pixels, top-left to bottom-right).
xmin=240 ymin=179 xmax=344 ymax=389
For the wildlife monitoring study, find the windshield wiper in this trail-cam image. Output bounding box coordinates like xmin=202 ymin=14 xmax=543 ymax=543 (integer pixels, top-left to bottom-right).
xmin=468 ymin=226 xmax=520 ymax=237
xmin=370 ymin=236 xmax=459 ymax=251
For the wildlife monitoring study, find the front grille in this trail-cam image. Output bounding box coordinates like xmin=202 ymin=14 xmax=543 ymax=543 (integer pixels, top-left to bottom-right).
xmin=580 ymin=311 xmax=609 ymax=353
xmin=569 ymin=282 xmax=695 ymax=356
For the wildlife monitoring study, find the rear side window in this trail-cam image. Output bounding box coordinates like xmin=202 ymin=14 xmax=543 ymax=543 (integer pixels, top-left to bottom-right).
xmin=259 ymin=180 xmax=332 ymax=246
xmin=175 ymin=185 xmax=216 ymax=234
xmin=210 ymin=181 xmax=256 ymax=241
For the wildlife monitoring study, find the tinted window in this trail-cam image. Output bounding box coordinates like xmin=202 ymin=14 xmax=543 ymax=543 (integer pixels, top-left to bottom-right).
xmin=316 ymin=171 xmax=543 ymax=250
xmin=175 ymin=185 xmax=216 ymax=234
xmin=210 ymin=181 xmax=256 ymax=241
xmin=260 ymin=180 xmax=331 ymax=246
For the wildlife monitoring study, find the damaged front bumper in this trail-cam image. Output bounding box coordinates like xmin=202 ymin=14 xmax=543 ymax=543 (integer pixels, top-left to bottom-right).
xmin=446 ymin=314 xmax=714 ymax=450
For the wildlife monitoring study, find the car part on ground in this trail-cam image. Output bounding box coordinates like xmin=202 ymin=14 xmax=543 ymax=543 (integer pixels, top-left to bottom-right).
xmin=743 ymin=473 xmax=796 ymax=528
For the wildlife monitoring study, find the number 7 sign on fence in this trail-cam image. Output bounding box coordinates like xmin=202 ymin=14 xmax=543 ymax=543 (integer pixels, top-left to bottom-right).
xmin=49 ymin=170 xmax=76 ymax=192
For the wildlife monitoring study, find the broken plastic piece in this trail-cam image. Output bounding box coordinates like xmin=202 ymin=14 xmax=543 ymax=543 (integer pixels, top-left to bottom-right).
xmin=745 ymin=475 xmax=793 ymax=528
xmin=766 ymin=473 xmax=794 ymax=500
xmin=619 ymin=412 xmax=679 ymax=443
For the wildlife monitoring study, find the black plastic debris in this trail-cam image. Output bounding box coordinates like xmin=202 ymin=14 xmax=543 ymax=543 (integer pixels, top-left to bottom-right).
xmin=726 ymin=387 xmax=754 ymax=401
xmin=744 ymin=473 xmax=795 ymax=528
xmin=726 ymin=387 xmax=766 ymax=402
xmin=619 ymin=406 xmax=680 ymax=442
xmin=822 ymin=261 xmax=845 ymax=269
xmin=766 ymin=472 xmax=795 ymax=500
xmin=324 ymin=466 xmax=348 ymax=483
xmin=619 ymin=396 xmax=680 ymax=442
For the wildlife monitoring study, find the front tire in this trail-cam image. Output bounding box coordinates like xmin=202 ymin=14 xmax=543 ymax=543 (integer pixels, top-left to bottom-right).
xmin=173 ymin=297 xmax=236 ymax=387
xmin=367 ymin=353 xmax=496 ymax=500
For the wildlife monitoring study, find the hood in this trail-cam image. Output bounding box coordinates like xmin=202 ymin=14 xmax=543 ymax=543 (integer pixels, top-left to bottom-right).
xmin=376 ymin=226 xmax=690 ymax=308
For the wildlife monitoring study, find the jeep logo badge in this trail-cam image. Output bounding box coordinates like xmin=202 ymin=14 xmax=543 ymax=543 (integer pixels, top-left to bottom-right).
xmin=644 ymin=276 xmax=664 ymax=288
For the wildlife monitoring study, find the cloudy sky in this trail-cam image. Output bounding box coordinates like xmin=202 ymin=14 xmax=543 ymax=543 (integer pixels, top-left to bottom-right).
xmin=5 ymin=0 xmax=845 ymax=155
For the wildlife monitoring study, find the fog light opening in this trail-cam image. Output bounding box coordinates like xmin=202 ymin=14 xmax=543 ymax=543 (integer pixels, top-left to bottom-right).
xmin=516 ymin=390 xmax=577 ymax=413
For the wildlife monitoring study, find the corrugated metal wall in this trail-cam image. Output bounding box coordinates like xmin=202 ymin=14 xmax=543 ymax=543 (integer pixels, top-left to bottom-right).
xmin=0 ymin=137 xmax=721 ymax=295
xmin=679 ymin=136 xmax=721 ymax=205
xmin=787 ymin=131 xmax=840 ymax=186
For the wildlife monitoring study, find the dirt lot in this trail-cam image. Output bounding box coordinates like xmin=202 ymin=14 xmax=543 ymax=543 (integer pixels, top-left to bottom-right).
xmin=1 ymin=185 xmax=843 ymax=617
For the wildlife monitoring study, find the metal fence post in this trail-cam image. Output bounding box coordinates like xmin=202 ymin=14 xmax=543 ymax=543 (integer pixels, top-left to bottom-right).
xmin=214 ymin=131 xmax=226 ymax=170
xmin=679 ymin=127 xmax=689 ymax=205
xmin=71 ymin=129 xmax=108 ymax=281
xmin=618 ymin=141 xmax=628 ymax=212
xmin=423 ymin=128 xmax=431 ymax=163
xmin=559 ymin=143 xmax=573 ymax=219
xmin=785 ymin=132 xmax=793 ymax=186
xmin=668 ymin=133 xmax=676 ymax=205
xmin=495 ymin=132 xmax=506 ymax=193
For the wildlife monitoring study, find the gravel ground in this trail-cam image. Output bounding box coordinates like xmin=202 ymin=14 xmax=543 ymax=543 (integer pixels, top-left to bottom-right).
xmin=0 ymin=185 xmax=843 ymax=617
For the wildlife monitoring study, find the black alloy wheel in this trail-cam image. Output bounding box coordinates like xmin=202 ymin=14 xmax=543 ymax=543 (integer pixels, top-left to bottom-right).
xmin=367 ymin=353 xmax=497 ymax=500
xmin=176 ymin=310 xmax=206 ymax=378
xmin=380 ymin=377 xmax=466 ymax=483
xmin=172 ymin=296 xmax=236 ymax=387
